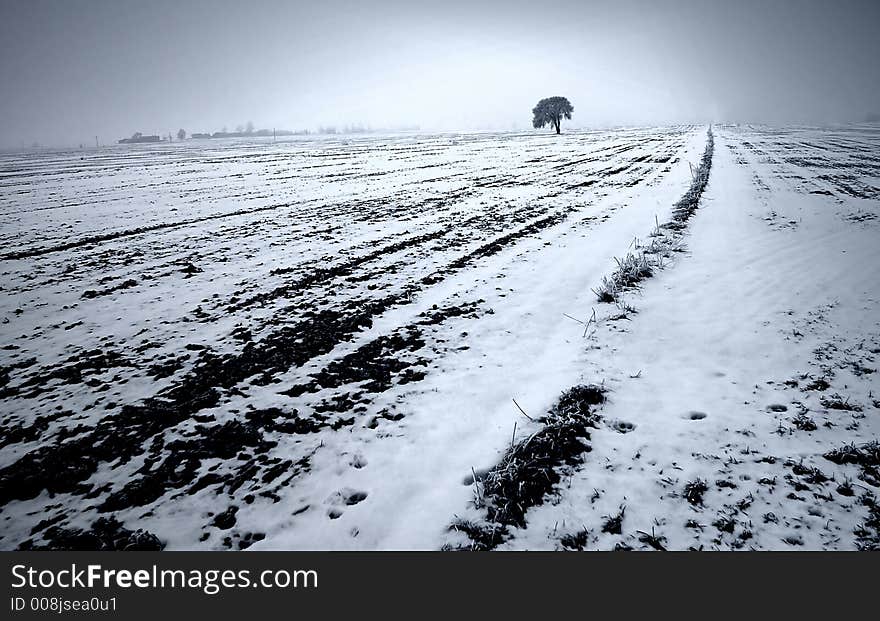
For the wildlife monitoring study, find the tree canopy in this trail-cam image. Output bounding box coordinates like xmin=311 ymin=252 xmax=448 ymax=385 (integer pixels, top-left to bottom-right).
xmin=532 ymin=96 xmax=573 ymax=134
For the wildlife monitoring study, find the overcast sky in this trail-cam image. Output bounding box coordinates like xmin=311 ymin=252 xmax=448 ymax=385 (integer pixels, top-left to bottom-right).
xmin=1 ymin=0 xmax=879 ymax=147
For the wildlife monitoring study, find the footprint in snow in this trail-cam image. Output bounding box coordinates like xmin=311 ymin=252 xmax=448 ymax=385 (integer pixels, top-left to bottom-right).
xmin=609 ymin=419 xmax=636 ymax=433
xmin=326 ymin=488 xmax=369 ymax=518
xmin=349 ymin=454 xmax=368 ymax=469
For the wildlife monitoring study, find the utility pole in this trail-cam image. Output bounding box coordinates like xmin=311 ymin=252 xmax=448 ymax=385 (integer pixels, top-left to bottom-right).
xmin=95 ymin=135 xmax=99 ymax=148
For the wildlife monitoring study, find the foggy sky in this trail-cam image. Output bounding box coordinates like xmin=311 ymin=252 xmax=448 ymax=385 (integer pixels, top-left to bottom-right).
xmin=1 ymin=0 xmax=879 ymax=148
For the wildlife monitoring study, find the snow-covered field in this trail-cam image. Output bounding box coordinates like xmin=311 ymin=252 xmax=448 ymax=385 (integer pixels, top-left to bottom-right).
xmin=0 ymin=125 xmax=877 ymax=550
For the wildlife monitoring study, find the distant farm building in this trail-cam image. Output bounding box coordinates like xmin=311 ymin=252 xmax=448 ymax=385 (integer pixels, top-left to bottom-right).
xmin=118 ymin=132 xmax=161 ymax=144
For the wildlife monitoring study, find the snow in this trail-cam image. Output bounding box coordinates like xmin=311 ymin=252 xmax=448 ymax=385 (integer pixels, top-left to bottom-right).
xmin=1 ymin=124 xmax=877 ymax=550
xmin=501 ymin=125 xmax=880 ymax=550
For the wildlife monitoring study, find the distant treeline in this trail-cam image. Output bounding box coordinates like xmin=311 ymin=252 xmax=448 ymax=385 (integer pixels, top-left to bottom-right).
xmin=315 ymin=124 xmax=421 ymax=134
xmin=191 ymin=128 xmax=301 ymax=139
xmin=189 ymin=125 xmax=421 ymax=138
xmin=119 ymin=123 xmax=424 ymax=144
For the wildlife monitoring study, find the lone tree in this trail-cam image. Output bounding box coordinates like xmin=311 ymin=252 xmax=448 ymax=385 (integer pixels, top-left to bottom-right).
xmin=532 ymin=96 xmax=573 ymax=134
xmin=177 ymin=128 xmax=186 ymax=140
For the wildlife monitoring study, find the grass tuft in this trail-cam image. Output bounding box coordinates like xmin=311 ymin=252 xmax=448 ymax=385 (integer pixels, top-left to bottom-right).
xmin=683 ymin=478 xmax=709 ymax=506
xmin=447 ymin=518 xmax=509 ymax=551
xmin=447 ymin=384 xmax=606 ymax=550
xmin=594 ymin=128 xmax=714 ymax=303
xmin=559 ymin=528 xmax=591 ymax=551
xmin=482 ymin=385 xmax=606 ymax=529
xmin=823 ymin=441 xmax=880 ymax=467
xmin=601 ymin=505 xmax=626 ymax=535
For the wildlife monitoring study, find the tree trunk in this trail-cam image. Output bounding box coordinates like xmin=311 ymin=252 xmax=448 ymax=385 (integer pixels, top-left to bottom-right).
xmin=555 ymin=119 xmax=560 ymax=134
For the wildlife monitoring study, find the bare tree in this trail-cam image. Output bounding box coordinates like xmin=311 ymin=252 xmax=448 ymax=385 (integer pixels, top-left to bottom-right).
xmin=532 ymin=96 xmax=574 ymax=134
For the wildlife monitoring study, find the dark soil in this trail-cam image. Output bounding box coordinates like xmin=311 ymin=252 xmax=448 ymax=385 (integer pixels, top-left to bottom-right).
xmin=18 ymin=517 xmax=163 ymax=551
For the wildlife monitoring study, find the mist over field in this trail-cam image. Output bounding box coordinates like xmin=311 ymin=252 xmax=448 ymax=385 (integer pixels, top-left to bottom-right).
xmin=1 ymin=0 xmax=879 ymax=148
xmin=0 ymin=1 xmax=879 ymax=552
